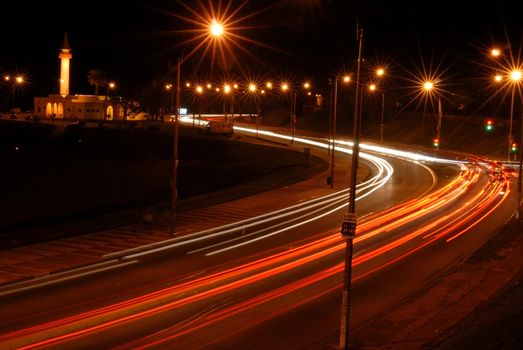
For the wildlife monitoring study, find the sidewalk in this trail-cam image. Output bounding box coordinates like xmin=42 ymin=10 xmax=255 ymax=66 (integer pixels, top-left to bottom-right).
xmin=0 ymin=140 xmax=356 ymax=288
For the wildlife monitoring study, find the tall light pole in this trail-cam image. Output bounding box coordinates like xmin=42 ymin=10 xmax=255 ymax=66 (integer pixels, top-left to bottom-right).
xmin=369 ymin=83 xmax=385 ymax=143
xmin=329 ymin=74 xmax=351 ymax=189
xmin=248 ymin=83 xmax=261 ymax=137
xmin=339 ymin=27 xmax=363 ymax=350
xmin=171 ymin=19 xmax=224 ymax=235
xmin=518 ymin=108 xmax=523 ymax=220
xmin=508 ymin=69 xmax=522 ymax=162
xmin=196 ymin=85 xmax=204 ymax=128
xmin=375 ymin=68 xmax=386 ymax=143
xmin=12 ymin=76 xmax=24 ymax=110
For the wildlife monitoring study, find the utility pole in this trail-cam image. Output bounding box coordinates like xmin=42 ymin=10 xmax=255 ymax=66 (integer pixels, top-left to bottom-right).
xmin=171 ymin=56 xmax=181 ymax=235
xmin=330 ymin=76 xmax=338 ymax=189
xmin=339 ymin=27 xmax=363 ymax=350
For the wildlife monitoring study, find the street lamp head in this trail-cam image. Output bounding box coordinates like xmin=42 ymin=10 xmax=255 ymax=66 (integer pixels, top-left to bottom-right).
xmin=109 ymin=82 xmax=116 ymax=89
xmin=165 ymin=84 xmax=173 ymax=90
xmin=233 ymin=83 xmax=239 ymax=90
xmin=249 ymin=83 xmax=256 ymax=92
xmin=376 ymin=68 xmax=385 ymax=77
xmin=369 ymin=84 xmax=377 ymax=92
xmin=303 ymin=82 xmax=310 ymax=90
xmin=207 ymin=83 xmax=212 ymax=89
xmin=3 ymin=75 xmax=10 ymax=82
xmin=210 ymin=19 xmax=224 ymax=37
xmin=510 ymin=69 xmax=522 ymax=82
xmin=224 ymin=84 xmax=231 ymax=94
xmin=281 ymin=83 xmax=289 ymax=92
xmin=15 ymin=76 xmax=24 ymax=84
xmin=491 ymin=48 xmax=501 ymax=57
xmin=266 ymin=81 xmax=273 ymax=89
xmin=342 ymin=75 xmax=351 ymax=83
xmin=185 ymin=82 xmax=191 ymax=88
xmin=423 ymin=81 xmax=434 ymax=91
xmin=196 ymin=85 xmax=203 ymax=94
xmin=494 ymin=74 xmax=503 ymax=82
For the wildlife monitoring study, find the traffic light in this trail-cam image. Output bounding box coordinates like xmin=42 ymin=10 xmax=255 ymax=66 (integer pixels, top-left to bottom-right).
xmin=433 ymin=137 xmax=440 ymax=147
xmin=485 ymin=119 xmax=493 ymax=131
xmin=511 ymin=142 xmax=518 ymax=152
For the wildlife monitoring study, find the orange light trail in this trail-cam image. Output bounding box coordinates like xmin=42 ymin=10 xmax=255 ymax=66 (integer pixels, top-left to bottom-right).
xmin=0 ymin=163 xmax=511 ymax=349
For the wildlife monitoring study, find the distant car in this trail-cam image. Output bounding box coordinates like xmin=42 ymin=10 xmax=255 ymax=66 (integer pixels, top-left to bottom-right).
xmin=25 ymin=115 xmax=42 ymax=122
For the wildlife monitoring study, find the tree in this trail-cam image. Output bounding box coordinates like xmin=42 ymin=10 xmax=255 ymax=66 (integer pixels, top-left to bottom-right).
xmin=87 ymin=69 xmax=107 ymax=95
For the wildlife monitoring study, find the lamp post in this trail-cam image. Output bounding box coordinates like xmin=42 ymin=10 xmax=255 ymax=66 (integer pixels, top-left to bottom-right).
xmin=369 ymin=83 xmax=385 ymax=143
xmin=339 ymin=27 xmax=363 ymax=350
xmin=518 ymin=108 xmax=523 ymax=220
xmin=329 ymin=74 xmax=351 ymax=189
xmin=508 ymin=70 xmax=522 ymax=162
xmin=375 ymin=68 xmax=386 ymax=143
xmin=196 ymin=85 xmax=203 ymax=128
xmin=248 ymin=83 xmax=261 ymax=137
xmin=170 ymin=19 xmax=224 ymax=235
xmin=11 ymin=76 xmax=24 ymax=110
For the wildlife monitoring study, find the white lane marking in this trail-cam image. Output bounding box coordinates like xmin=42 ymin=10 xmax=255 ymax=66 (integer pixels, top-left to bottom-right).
xmin=0 ymin=260 xmax=139 ymax=297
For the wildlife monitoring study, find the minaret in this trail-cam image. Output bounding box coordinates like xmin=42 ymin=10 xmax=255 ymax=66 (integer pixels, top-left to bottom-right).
xmin=58 ymin=32 xmax=72 ymax=96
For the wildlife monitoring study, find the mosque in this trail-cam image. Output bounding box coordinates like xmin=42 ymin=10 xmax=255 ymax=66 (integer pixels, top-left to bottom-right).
xmin=33 ymin=34 xmax=125 ymax=120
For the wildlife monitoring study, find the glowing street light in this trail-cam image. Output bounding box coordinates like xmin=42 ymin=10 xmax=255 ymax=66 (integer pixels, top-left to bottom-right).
xmin=165 ymin=83 xmax=174 ymax=115
xmin=10 ymin=75 xmax=25 ymax=109
xmin=170 ymin=17 xmax=227 ymax=234
xmin=376 ymin=68 xmax=385 ymax=76
xmin=303 ymin=82 xmax=310 ymax=89
xmin=210 ymin=19 xmax=224 ymax=37
xmin=369 ymin=84 xmax=385 ymax=143
xmin=494 ymin=74 xmax=503 ymax=82
xmin=508 ymin=69 xmax=522 ymax=161
xmin=423 ymin=81 xmax=434 ymax=91
xmin=329 ymin=73 xmax=351 ymax=189
xmin=491 ymin=48 xmax=501 ymax=57
xmin=195 ymin=85 xmax=204 ymax=128
xmin=266 ymin=81 xmax=273 ymax=89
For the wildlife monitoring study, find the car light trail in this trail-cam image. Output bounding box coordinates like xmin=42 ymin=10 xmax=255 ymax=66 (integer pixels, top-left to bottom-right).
xmin=0 ymin=126 xmax=511 ymax=349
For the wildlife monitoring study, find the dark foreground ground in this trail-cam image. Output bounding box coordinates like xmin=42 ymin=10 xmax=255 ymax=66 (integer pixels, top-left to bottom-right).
xmin=0 ymin=120 xmax=327 ymax=247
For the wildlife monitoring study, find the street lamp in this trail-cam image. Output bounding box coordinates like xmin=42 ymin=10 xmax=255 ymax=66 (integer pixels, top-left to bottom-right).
xmin=369 ymin=83 xmax=385 ymax=143
xmin=375 ymin=68 xmax=386 ymax=142
xmin=11 ymin=75 xmax=24 ymax=110
xmin=165 ymin=83 xmax=174 ymax=117
xmin=329 ymin=73 xmax=351 ymax=189
xmin=170 ymin=18 xmax=224 ymax=234
xmin=508 ymin=69 xmax=522 ymax=162
xmin=196 ymin=85 xmax=204 ymax=128
xmin=248 ymin=83 xmax=261 ymax=137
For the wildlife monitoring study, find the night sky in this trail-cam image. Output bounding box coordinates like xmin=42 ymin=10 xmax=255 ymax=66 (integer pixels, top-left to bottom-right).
xmin=1 ymin=0 xmax=520 ymax=108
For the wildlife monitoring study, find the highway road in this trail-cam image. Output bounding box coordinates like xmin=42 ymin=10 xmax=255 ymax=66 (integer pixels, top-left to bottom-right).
xmin=0 ymin=124 xmax=515 ymax=349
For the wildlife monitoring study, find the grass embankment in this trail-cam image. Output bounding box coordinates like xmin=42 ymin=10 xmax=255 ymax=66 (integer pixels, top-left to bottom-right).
xmin=0 ymin=120 xmax=327 ymax=245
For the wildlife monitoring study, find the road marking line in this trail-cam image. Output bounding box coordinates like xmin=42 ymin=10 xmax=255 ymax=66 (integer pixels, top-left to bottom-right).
xmin=0 ymin=260 xmax=139 ymax=297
